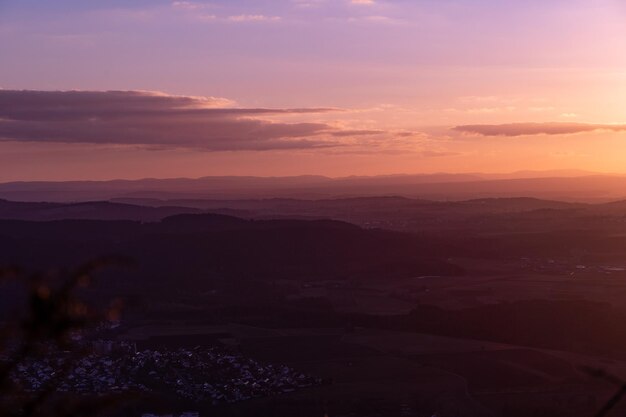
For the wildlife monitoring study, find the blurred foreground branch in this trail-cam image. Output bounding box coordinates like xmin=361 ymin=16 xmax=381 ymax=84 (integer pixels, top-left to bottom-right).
xmin=581 ymin=366 xmax=626 ymax=417
xmin=0 ymin=257 xmax=133 ymax=417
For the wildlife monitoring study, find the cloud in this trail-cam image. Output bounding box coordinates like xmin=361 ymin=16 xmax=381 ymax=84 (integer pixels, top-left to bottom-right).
xmin=419 ymin=150 xmax=459 ymax=158
xmin=0 ymin=90 xmax=368 ymax=151
xmin=453 ymin=122 xmax=626 ymax=137
xmin=345 ymin=15 xmax=402 ymax=24
xmin=171 ymin=2 xmax=281 ymax=23
xmin=292 ymin=0 xmax=326 ymax=8
xmin=330 ymin=129 xmax=384 ymax=137
xmin=227 ymin=14 xmax=281 ymax=22
xmin=171 ymin=1 xmax=210 ymax=10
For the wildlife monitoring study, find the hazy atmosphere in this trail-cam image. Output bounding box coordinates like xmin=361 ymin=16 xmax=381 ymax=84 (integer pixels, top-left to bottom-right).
xmin=3 ymin=2 xmax=626 ymax=417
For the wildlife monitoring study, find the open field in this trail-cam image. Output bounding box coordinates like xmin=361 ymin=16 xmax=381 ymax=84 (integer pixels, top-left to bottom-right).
xmin=112 ymin=322 xmax=626 ymax=417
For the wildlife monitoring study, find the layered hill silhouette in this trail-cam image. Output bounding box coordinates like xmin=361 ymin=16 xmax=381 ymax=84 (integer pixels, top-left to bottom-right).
xmin=0 ymin=213 xmax=464 ymax=294
xmin=0 ymin=199 xmax=200 ymax=221
xmin=2 ymin=195 xmax=626 ymax=235
xmin=0 ymin=195 xmax=588 ymax=222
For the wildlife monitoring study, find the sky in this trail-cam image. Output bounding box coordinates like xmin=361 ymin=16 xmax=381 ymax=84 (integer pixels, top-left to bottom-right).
xmin=0 ymin=0 xmax=626 ymax=181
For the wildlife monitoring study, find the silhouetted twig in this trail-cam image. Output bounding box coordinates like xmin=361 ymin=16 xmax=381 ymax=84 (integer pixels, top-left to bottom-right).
xmin=581 ymin=366 xmax=626 ymax=417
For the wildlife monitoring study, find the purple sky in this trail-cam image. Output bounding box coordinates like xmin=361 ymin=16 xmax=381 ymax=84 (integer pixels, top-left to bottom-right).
xmin=1 ymin=0 xmax=625 ymax=180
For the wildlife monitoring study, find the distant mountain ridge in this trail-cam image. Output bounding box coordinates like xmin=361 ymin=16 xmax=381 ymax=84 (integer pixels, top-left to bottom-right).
xmin=1 ymin=172 xmax=626 ymax=202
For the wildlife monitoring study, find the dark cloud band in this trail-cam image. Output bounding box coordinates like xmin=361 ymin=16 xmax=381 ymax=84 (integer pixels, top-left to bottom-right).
xmin=453 ymin=122 xmax=626 ymax=137
xmin=0 ymin=90 xmax=349 ymax=151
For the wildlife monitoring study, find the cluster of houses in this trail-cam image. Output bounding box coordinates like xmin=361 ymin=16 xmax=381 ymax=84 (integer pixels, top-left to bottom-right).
xmin=14 ymin=353 xmax=145 ymax=394
xmin=131 ymin=347 xmax=321 ymax=403
xmin=11 ymin=345 xmax=320 ymax=404
xmin=519 ymin=257 xmax=626 ymax=276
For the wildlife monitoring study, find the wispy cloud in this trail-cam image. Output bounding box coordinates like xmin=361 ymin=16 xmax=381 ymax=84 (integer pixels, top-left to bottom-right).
xmin=347 ymin=15 xmax=400 ymax=24
xmin=453 ymin=122 xmax=626 ymax=137
xmin=227 ymin=14 xmax=281 ymax=23
xmin=171 ymin=2 xmax=281 ymax=23
xmin=291 ymin=0 xmax=326 ymax=9
xmin=171 ymin=1 xmax=211 ymax=11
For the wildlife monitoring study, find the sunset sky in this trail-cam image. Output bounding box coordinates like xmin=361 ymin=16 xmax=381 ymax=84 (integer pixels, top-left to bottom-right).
xmin=1 ymin=0 xmax=626 ymax=181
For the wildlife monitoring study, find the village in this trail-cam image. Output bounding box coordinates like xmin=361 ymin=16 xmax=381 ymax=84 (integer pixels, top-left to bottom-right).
xmin=10 ymin=344 xmax=321 ymax=405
